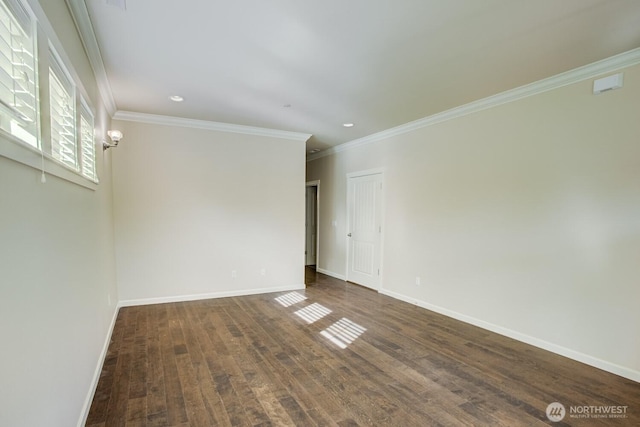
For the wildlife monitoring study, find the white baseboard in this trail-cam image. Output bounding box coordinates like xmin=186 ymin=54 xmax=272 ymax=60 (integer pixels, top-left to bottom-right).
xmin=379 ymin=288 xmax=640 ymax=383
xmin=77 ymin=305 xmax=120 ymax=427
xmin=119 ymin=284 xmax=306 ymax=307
xmin=316 ymin=268 xmax=346 ymax=281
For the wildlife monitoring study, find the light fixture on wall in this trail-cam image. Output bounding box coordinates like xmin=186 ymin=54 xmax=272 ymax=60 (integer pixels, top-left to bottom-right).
xmin=103 ymin=130 xmax=123 ymax=150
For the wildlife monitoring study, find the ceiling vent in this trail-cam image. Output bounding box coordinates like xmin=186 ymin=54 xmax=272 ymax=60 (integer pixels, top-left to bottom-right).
xmin=593 ymin=73 xmax=623 ymax=95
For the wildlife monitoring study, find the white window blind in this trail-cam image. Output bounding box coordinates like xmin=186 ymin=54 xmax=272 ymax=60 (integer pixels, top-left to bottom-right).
xmin=49 ymin=52 xmax=76 ymax=169
xmin=0 ymin=0 xmax=38 ymax=147
xmin=79 ymin=99 xmax=96 ymax=181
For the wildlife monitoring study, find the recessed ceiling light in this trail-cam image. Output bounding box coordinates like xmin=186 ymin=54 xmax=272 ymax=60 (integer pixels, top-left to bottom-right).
xmin=343 ymin=123 xmax=354 ymax=127
xmin=169 ymin=95 xmax=184 ymax=102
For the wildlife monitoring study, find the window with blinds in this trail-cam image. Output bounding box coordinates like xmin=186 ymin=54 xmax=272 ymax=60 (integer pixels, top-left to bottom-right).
xmin=0 ymin=0 xmax=99 ymax=186
xmin=0 ymin=0 xmax=38 ymax=147
xmin=80 ymin=99 xmax=96 ymax=181
xmin=49 ymin=52 xmax=77 ymax=170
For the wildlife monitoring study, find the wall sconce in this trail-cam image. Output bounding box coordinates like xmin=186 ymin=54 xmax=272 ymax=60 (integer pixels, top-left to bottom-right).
xmin=103 ymin=130 xmax=123 ymax=150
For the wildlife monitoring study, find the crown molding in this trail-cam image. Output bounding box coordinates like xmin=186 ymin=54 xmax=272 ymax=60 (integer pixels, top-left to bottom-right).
xmin=308 ymin=48 xmax=640 ymax=162
xmin=65 ymin=0 xmax=117 ymax=115
xmin=113 ymin=111 xmax=313 ymax=142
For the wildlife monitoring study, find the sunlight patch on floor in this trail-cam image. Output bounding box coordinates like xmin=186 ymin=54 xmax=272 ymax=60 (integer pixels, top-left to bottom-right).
xmin=275 ymin=291 xmax=307 ymax=307
xmin=294 ymin=303 xmax=332 ymax=324
xmin=320 ymin=318 xmax=367 ymax=349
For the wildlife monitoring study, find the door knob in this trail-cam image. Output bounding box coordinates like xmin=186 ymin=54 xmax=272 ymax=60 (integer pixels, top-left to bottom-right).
xmin=347 ymin=233 xmax=352 ymax=237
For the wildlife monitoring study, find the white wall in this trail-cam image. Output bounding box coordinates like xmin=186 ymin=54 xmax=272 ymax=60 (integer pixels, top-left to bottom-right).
xmin=307 ymin=62 xmax=640 ymax=381
xmin=0 ymin=2 xmax=118 ymax=426
xmin=112 ymin=120 xmax=306 ymax=303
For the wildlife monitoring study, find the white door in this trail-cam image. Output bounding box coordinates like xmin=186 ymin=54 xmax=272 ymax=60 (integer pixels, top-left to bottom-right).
xmin=305 ymin=185 xmax=317 ymax=266
xmin=347 ymin=172 xmax=383 ymax=290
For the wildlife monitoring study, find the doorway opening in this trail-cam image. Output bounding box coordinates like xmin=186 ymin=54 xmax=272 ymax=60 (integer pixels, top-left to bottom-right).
xmin=305 ymin=181 xmax=320 ymax=271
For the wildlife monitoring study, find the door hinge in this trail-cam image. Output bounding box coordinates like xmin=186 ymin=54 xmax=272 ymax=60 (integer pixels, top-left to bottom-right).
xmin=378 ymin=269 xmax=380 ymax=275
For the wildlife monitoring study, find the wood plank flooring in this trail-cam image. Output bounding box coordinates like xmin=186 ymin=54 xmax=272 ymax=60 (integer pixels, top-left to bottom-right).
xmin=86 ymin=268 xmax=640 ymax=426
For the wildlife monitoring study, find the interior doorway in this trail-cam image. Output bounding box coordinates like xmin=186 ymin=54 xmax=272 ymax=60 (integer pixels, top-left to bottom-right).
xmin=305 ymin=181 xmax=320 ymax=268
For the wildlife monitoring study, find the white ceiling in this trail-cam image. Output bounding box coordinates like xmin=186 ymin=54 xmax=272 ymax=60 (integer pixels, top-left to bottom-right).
xmin=78 ymin=0 xmax=640 ymax=152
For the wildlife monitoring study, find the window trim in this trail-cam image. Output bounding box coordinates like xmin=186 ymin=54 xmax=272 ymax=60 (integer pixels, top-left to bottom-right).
xmin=0 ymin=126 xmax=97 ymax=189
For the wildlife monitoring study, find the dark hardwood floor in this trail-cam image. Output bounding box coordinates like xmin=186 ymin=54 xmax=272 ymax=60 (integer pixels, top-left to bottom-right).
xmin=86 ymin=268 xmax=640 ymax=426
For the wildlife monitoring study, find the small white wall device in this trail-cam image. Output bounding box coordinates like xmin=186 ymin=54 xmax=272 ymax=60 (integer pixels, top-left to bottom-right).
xmin=593 ymin=73 xmax=623 ymax=95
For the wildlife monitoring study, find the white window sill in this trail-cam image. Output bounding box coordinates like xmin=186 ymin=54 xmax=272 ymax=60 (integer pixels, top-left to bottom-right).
xmin=0 ymin=131 xmax=98 ymax=190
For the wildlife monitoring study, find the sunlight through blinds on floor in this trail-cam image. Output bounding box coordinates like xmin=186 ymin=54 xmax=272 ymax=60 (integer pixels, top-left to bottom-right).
xmin=274 ymin=291 xmax=307 ymax=307
xmin=294 ymin=303 xmax=332 ymax=324
xmin=321 ymin=318 xmax=366 ymax=349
